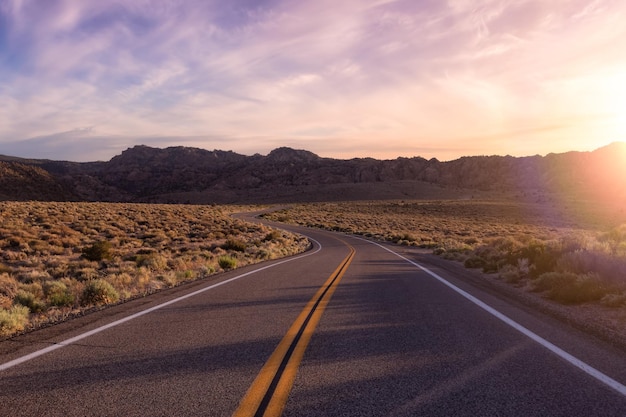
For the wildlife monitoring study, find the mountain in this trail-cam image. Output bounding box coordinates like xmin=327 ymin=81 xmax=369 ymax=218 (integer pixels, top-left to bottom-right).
xmin=0 ymin=161 xmax=76 ymax=201
xmin=0 ymin=143 xmax=625 ymax=205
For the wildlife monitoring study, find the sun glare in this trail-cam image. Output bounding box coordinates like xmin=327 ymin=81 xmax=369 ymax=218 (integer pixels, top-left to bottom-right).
xmin=565 ymin=68 xmax=626 ymax=206
xmin=600 ymin=72 xmax=626 ymax=143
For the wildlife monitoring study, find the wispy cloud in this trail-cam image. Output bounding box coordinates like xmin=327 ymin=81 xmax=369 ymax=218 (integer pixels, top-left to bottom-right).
xmin=0 ymin=0 xmax=625 ymax=161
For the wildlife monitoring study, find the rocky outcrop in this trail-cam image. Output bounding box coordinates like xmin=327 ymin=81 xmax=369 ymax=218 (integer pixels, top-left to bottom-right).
xmin=1 ymin=142 xmax=625 ymax=204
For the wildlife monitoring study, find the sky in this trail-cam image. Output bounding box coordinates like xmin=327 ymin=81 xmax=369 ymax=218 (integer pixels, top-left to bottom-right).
xmin=0 ymin=0 xmax=625 ymax=162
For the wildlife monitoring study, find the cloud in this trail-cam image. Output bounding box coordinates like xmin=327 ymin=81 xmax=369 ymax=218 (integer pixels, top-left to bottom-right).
xmin=0 ymin=0 xmax=625 ymax=161
xmin=0 ymin=128 xmax=113 ymax=161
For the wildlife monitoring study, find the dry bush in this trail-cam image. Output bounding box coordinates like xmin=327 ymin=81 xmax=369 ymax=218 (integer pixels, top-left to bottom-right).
xmin=532 ymin=272 xmax=609 ymax=304
xmin=0 ymin=201 xmax=308 ymax=339
xmin=0 ymin=305 xmax=30 ymax=337
xmin=221 ymin=238 xmax=247 ymax=252
xmin=264 ymin=200 xmax=562 ymax=252
xmin=264 ymin=200 xmax=626 ymax=308
xmin=81 ymin=279 xmax=120 ymax=306
xmin=81 ymin=241 xmax=113 ymax=262
xmin=0 ymin=273 xmax=19 ymax=309
xmin=135 ymin=252 xmax=168 ymax=271
xmin=218 ymin=256 xmax=237 ymax=270
xmin=43 ymin=280 xmax=75 ymax=307
xmin=14 ymin=290 xmax=46 ymax=313
xmin=556 ymin=249 xmax=626 ymax=284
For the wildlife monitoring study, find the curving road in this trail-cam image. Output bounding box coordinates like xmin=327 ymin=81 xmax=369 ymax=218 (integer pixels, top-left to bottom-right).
xmin=1 ymin=218 xmax=626 ymax=416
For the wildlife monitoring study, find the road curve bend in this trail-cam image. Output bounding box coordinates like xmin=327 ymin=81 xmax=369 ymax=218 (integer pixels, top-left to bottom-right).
xmin=1 ymin=217 xmax=625 ymax=417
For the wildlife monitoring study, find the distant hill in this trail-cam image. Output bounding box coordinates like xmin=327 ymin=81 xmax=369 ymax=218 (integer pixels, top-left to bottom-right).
xmin=0 ymin=142 xmax=625 ymax=206
xmin=0 ymin=161 xmax=74 ymax=201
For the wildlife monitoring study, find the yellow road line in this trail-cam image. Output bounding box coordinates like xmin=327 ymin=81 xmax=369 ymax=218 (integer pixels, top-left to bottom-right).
xmin=232 ymin=245 xmax=355 ymax=417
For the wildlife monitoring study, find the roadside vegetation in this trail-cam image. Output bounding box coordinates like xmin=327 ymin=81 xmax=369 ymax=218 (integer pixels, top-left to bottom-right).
xmin=263 ymin=200 xmax=626 ymax=308
xmin=0 ymin=202 xmax=309 ymax=338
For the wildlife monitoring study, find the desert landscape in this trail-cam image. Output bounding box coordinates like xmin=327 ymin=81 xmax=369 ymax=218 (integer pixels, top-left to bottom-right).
xmin=3 ymin=3 xmax=626 ymax=414
xmin=263 ymin=199 xmax=626 ymax=345
xmin=2 ymin=144 xmax=626 ymax=342
xmin=0 ymin=201 xmax=308 ymax=338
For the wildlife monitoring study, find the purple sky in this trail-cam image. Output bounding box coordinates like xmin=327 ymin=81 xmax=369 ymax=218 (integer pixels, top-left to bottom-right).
xmin=1 ymin=0 xmax=625 ymax=161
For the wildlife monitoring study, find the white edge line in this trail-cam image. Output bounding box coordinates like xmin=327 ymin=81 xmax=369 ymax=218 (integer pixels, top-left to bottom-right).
xmin=356 ymin=237 xmax=626 ymax=398
xmin=0 ymin=237 xmax=322 ymax=372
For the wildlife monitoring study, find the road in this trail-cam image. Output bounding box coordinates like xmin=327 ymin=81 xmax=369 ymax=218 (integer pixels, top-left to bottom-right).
xmin=1 ymin=219 xmax=626 ymax=416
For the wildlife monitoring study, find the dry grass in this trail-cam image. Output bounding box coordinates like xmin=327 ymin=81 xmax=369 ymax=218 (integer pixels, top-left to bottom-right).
xmin=264 ymin=200 xmax=568 ymax=250
xmin=263 ymin=200 xmax=626 ymax=307
xmin=0 ymin=202 xmax=309 ymax=338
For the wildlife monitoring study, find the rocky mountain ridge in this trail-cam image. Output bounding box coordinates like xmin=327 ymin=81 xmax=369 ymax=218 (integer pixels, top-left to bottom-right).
xmin=0 ymin=143 xmax=625 ymax=205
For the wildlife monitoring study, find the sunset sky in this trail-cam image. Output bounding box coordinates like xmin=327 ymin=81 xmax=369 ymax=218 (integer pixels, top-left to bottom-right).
xmin=1 ymin=0 xmax=625 ymax=162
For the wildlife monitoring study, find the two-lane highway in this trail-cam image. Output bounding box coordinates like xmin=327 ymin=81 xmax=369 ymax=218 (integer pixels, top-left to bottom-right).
xmin=1 ymin=220 xmax=626 ymax=416
xmin=0 ymin=226 xmax=352 ymax=416
xmin=281 ymin=233 xmax=626 ymax=416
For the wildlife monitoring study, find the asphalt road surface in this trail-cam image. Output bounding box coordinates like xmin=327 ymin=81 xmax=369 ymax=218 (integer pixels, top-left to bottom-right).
xmin=1 ymin=218 xmax=626 ymax=416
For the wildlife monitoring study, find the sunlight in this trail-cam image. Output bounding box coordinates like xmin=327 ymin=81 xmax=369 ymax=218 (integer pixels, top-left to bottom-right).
xmin=598 ymin=71 xmax=626 ymax=144
xmin=560 ymin=69 xmax=626 ymax=154
xmin=599 ymin=71 xmax=626 ymax=179
xmin=546 ymin=67 xmax=626 ymax=208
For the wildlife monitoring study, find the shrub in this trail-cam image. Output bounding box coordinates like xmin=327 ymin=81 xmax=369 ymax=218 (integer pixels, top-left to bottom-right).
xmin=19 ymin=282 xmax=44 ymax=298
xmin=526 ymin=240 xmax=560 ymax=277
xmin=472 ymin=245 xmax=503 ymax=273
xmin=0 ymin=305 xmax=30 ymax=337
xmin=600 ymin=224 xmax=626 ymax=254
xmin=44 ymin=281 xmax=75 ymax=307
xmin=74 ymin=267 xmax=98 ymax=281
xmin=176 ymin=270 xmax=195 ymax=281
xmin=557 ymin=249 xmax=626 ymax=285
xmin=516 ymin=258 xmax=530 ymax=276
xmin=433 ymin=247 xmax=446 ymax=256
xmin=498 ymin=264 xmax=525 ymax=284
xmin=81 ymin=279 xmax=120 ymax=306
xmin=0 ymin=201 xmax=310 ymax=333
xmin=108 ymin=272 xmax=133 ymax=290
xmin=533 ymin=272 xmax=609 ymax=304
xmin=221 ymin=239 xmax=247 ymax=252
xmin=157 ymin=272 xmax=178 ymax=287
xmin=263 ymin=230 xmax=282 ymax=242
xmin=533 ymin=271 xmax=573 ymax=293
xmin=218 ymin=256 xmax=237 ymax=270
xmin=14 ymin=290 xmax=46 ymax=313
xmin=135 ymin=253 xmax=168 ymax=271
xmin=0 ymin=273 xmax=19 ymax=308
xmin=81 ymin=241 xmax=113 ymax=262
xmin=200 ymin=264 xmax=216 ymax=277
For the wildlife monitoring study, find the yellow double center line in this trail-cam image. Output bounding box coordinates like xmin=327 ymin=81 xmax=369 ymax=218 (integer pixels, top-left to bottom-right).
xmin=233 ymin=245 xmax=356 ymax=417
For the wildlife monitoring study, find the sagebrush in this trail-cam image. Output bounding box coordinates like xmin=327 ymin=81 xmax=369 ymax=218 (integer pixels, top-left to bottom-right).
xmin=0 ymin=202 xmax=309 ymax=338
xmin=263 ymin=200 xmax=626 ymax=307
